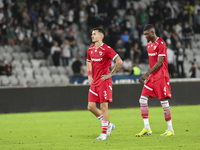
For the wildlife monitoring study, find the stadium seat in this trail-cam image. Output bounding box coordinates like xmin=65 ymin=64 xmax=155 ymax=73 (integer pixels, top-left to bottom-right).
xmin=18 ymin=77 xmax=27 ymax=85
xmin=33 ymin=67 xmax=42 ymax=75
xmin=35 ymin=75 xmax=45 ymax=84
xmin=0 ymin=46 xmax=6 ymax=54
xmin=65 ymin=66 xmax=73 ymax=76
xmin=24 ymin=67 xmax=33 ymax=76
xmin=52 ymin=74 xmax=62 ymax=83
xmin=4 ymin=45 xmax=14 ymax=53
xmin=20 ymin=52 xmax=29 ymax=60
xmin=13 ymin=68 xmax=26 ymax=77
xmin=8 ymin=75 xmax=18 ymax=85
xmin=3 ymin=53 xmax=13 ymax=62
xmin=40 ymin=67 xmax=50 ymax=75
xmin=0 ymin=54 xmax=3 ymax=60
xmin=31 ymin=59 xmax=41 ymax=67
xmin=60 ymin=74 xmax=70 ymax=83
xmin=12 ymin=53 xmax=22 ymax=61
xmin=21 ymin=60 xmax=32 ymax=68
xmin=0 ymin=75 xmax=10 ymax=86
xmin=49 ymin=66 xmax=58 ymax=74
xmin=42 ymin=74 xmax=53 ymax=83
xmin=12 ymin=60 xmax=23 ymax=68
xmin=57 ymin=66 xmax=67 ymax=75
xmin=13 ymin=45 xmax=21 ymax=52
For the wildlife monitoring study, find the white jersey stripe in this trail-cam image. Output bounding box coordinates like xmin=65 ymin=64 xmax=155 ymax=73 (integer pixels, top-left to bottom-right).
xmin=89 ymin=89 xmax=98 ymax=96
xmin=158 ymin=54 xmax=166 ymax=56
xmin=108 ymin=85 xmax=112 ymax=91
xmin=144 ymin=85 xmax=153 ymax=91
xmin=112 ymin=54 xmax=118 ymax=61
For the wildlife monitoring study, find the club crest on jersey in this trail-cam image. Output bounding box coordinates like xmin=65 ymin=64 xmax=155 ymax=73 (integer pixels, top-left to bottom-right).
xmin=154 ymin=46 xmax=157 ymax=50
xmin=99 ymin=51 xmax=103 ymax=55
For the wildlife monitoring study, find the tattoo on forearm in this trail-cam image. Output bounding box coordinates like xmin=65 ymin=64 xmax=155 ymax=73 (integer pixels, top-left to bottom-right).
xmin=111 ymin=61 xmax=121 ymax=75
xmin=149 ymin=62 xmax=162 ymax=74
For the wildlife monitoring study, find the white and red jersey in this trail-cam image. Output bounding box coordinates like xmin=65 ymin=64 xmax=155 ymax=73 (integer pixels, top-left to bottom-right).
xmin=147 ymin=37 xmax=169 ymax=81
xmin=87 ymin=43 xmax=118 ymax=87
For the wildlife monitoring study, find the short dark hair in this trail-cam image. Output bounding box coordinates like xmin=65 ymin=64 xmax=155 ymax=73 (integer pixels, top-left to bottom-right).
xmin=143 ymin=24 xmax=155 ymax=31
xmin=93 ymin=27 xmax=105 ymax=37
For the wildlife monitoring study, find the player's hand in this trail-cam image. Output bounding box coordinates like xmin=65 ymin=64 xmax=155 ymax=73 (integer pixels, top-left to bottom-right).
xmin=101 ymin=73 xmax=112 ymax=81
xmin=88 ymin=75 xmax=93 ymax=84
xmin=139 ymin=74 xmax=148 ymax=84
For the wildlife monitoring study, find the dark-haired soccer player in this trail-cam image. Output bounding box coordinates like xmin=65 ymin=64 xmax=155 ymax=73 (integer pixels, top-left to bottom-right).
xmin=135 ymin=24 xmax=175 ymax=137
xmin=87 ymin=27 xmax=123 ymax=140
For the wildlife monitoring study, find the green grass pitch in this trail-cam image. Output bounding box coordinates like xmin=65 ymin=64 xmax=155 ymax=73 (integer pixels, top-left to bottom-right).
xmin=0 ymin=105 xmax=200 ymax=150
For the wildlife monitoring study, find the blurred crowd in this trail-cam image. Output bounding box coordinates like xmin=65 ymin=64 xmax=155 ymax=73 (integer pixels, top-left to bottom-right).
xmin=0 ymin=0 xmax=200 ymax=78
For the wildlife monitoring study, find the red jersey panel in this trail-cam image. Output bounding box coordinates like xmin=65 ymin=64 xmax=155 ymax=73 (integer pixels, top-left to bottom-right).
xmin=87 ymin=43 xmax=118 ymax=87
xmin=147 ymin=38 xmax=169 ymax=81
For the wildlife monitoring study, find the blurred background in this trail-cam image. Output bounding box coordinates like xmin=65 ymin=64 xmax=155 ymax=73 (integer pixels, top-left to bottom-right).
xmin=0 ymin=0 xmax=200 ymax=87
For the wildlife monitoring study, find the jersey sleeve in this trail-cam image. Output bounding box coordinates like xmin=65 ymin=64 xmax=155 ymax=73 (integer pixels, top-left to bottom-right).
xmin=157 ymin=41 xmax=167 ymax=57
xmin=106 ymin=46 xmax=118 ymax=60
xmin=87 ymin=49 xmax=91 ymax=61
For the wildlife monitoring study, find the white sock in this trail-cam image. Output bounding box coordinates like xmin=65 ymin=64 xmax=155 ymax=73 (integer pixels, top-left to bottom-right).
xmin=167 ymin=120 xmax=174 ymax=131
xmin=97 ymin=114 xmax=104 ymax=122
xmin=143 ymin=118 xmax=150 ymax=130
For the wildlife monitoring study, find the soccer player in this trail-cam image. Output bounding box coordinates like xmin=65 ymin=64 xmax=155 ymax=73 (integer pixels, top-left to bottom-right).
xmin=135 ymin=24 xmax=175 ymax=137
xmin=87 ymin=27 xmax=123 ymax=140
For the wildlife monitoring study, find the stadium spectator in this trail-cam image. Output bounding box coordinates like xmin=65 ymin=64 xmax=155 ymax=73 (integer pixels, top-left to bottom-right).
xmin=120 ymin=30 xmax=130 ymax=45
xmin=184 ymin=1 xmax=194 ymax=14
xmin=189 ymin=62 xmax=196 ymax=78
xmin=133 ymin=43 xmax=142 ymax=64
xmin=0 ymin=18 xmax=8 ymax=45
xmin=115 ymin=39 xmax=126 ymax=60
xmin=72 ymin=56 xmax=83 ymax=76
xmin=137 ymin=7 xmax=149 ymax=28
xmin=61 ymin=39 xmax=71 ymax=66
xmin=51 ymin=41 xmax=61 ymax=66
xmin=130 ymin=63 xmax=141 ymax=76
xmin=175 ymin=43 xmax=186 ymax=78
xmin=182 ymin=21 xmax=194 ymax=50
xmin=124 ymin=38 xmax=133 ymax=60
xmin=167 ymin=41 xmax=175 ymax=78
xmin=31 ymin=32 xmax=44 ymax=59
xmin=66 ymin=31 xmax=77 ymax=57
xmin=122 ymin=57 xmax=132 ymax=73
xmin=43 ymin=30 xmax=54 ymax=59
xmin=126 ymin=3 xmax=136 ymax=16
xmin=0 ymin=61 xmax=6 ymax=75
xmin=194 ymin=10 xmax=200 ymax=33
xmin=4 ymin=61 xmax=12 ymax=76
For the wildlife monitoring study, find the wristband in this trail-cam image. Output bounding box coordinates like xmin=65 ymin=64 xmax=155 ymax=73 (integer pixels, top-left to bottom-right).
xmin=87 ymin=71 xmax=91 ymax=76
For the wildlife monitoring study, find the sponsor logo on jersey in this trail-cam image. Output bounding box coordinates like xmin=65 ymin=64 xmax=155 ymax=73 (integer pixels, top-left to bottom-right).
xmin=148 ymin=46 xmax=150 ymax=48
xmin=148 ymin=52 xmax=157 ymax=56
xmin=151 ymin=44 xmax=153 ymax=47
xmin=99 ymin=51 xmax=103 ymax=55
xmin=91 ymin=51 xmax=93 ymax=54
xmin=154 ymin=46 xmax=157 ymax=50
xmin=91 ymin=58 xmax=103 ymax=61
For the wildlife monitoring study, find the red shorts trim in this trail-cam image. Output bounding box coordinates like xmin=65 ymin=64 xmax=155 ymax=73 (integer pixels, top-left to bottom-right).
xmin=88 ymin=80 xmax=112 ymax=103
xmin=141 ymin=77 xmax=172 ymax=99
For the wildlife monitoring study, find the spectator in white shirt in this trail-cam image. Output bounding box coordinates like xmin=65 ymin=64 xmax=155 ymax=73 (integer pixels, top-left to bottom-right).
xmin=122 ymin=57 xmax=132 ymax=73
xmin=51 ymin=41 xmax=61 ymax=66
xmin=61 ymin=39 xmax=71 ymax=66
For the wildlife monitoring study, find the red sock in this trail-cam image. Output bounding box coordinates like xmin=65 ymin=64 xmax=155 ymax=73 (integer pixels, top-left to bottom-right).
xmin=161 ymin=100 xmax=171 ymax=121
xmin=140 ymin=96 xmax=149 ymax=119
xmin=102 ymin=121 xmax=109 ymax=134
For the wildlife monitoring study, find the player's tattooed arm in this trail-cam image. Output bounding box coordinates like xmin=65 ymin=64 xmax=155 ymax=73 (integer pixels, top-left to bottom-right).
xmin=139 ymin=56 xmax=164 ymax=83
xmin=101 ymin=56 xmax=123 ymax=81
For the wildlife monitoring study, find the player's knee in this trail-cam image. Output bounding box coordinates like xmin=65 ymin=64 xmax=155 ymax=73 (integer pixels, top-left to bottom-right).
xmin=100 ymin=104 xmax=108 ymax=112
xmin=87 ymin=104 xmax=95 ymax=111
xmin=139 ymin=96 xmax=148 ymax=105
